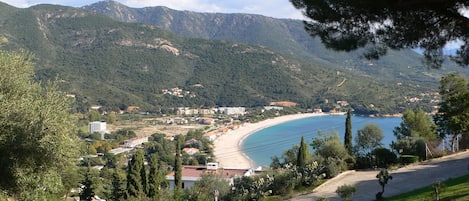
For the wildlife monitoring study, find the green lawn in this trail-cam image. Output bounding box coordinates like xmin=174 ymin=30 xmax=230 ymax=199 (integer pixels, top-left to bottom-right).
xmin=384 ymin=174 xmax=469 ymax=201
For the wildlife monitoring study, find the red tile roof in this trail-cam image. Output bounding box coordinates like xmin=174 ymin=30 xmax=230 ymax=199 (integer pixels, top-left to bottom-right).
xmin=167 ymin=166 xmax=249 ymax=179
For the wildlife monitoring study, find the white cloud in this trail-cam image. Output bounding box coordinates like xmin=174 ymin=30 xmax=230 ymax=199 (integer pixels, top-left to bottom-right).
xmin=3 ymin=0 xmax=30 ymax=7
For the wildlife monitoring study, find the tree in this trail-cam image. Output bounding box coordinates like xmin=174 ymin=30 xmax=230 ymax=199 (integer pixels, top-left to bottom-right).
xmin=0 ymin=51 xmax=79 ymax=199
xmin=126 ymin=149 xmax=145 ymax=199
xmin=344 ymin=109 xmax=353 ymax=155
xmin=148 ymin=154 xmax=165 ymax=200
xmin=80 ymin=168 xmax=95 ymax=201
xmin=111 ymin=170 xmax=126 ymax=201
xmin=297 ymin=136 xmax=312 ymax=168
xmin=371 ymin=147 xmax=397 ymax=168
xmin=297 ymin=136 xmax=312 ymax=185
xmin=336 ymin=184 xmax=356 ymax=201
xmin=174 ymin=136 xmax=183 ymax=200
xmin=89 ymin=110 xmax=100 ymax=122
xmin=434 ymin=73 xmax=469 ymax=150
xmin=394 ymin=109 xmax=437 ymax=140
xmin=107 ymin=112 xmax=117 ymax=124
xmin=184 ymin=174 xmax=230 ymax=201
xmin=376 ymin=169 xmax=393 ymax=199
xmin=311 ymin=131 xmax=348 ymax=160
xmin=311 ymin=131 xmax=348 ymax=178
xmin=355 ymin=124 xmax=384 ymax=156
xmin=290 ymin=0 xmax=469 ymax=68
xmin=392 ymin=109 xmax=436 ymax=159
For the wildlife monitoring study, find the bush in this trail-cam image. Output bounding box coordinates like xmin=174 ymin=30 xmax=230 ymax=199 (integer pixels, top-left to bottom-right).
xmin=89 ymin=132 xmax=102 ymax=140
xmin=315 ymin=198 xmax=330 ymax=201
xmin=372 ymin=147 xmax=397 ymax=168
xmin=325 ymin=162 xmax=340 ymax=178
xmin=399 ymin=155 xmax=419 ymax=164
xmin=270 ymin=171 xmax=296 ymax=195
xmin=344 ymin=156 xmax=356 ymax=170
xmin=354 ymin=155 xmax=374 ymax=169
xmin=336 ymin=184 xmax=356 ymax=201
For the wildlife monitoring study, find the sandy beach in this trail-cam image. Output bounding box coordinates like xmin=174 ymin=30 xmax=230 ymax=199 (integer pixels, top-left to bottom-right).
xmin=213 ymin=112 xmax=329 ymax=169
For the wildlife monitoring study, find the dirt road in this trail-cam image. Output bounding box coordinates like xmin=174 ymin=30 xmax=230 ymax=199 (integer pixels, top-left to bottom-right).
xmin=289 ymin=150 xmax=469 ymax=201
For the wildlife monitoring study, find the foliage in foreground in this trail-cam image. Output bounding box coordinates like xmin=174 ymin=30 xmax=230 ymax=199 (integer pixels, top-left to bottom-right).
xmin=0 ymin=51 xmax=79 ymax=200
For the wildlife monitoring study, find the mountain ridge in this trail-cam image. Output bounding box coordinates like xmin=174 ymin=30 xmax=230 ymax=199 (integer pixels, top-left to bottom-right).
xmin=0 ymin=2 xmax=446 ymax=114
xmin=83 ymin=1 xmax=468 ymax=82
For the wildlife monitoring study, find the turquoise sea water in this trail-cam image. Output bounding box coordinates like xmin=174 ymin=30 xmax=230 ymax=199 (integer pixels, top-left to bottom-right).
xmin=241 ymin=115 xmax=402 ymax=166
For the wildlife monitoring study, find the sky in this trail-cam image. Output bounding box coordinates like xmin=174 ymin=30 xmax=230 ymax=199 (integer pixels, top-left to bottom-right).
xmin=0 ymin=0 xmax=305 ymax=19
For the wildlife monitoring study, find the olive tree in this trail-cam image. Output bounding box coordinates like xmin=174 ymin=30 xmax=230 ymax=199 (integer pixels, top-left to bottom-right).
xmin=0 ymin=51 xmax=79 ymax=199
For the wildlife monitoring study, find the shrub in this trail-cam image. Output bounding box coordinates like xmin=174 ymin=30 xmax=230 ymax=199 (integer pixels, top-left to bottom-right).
xmin=372 ymin=147 xmax=397 ymax=168
xmin=354 ymin=155 xmax=373 ymax=169
xmin=269 ymin=171 xmax=296 ymax=194
xmin=325 ymin=162 xmax=340 ymax=178
xmin=344 ymin=156 xmax=356 ymax=170
xmin=315 ymin=198 xmax=330 ymax=201
xmin=399 ymin=155 xmax=419 ymax=164
xmin=336 ymin=184 xmax=356 ymax=201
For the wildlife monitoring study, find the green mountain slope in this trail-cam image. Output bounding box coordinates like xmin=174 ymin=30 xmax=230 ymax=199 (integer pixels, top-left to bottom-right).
xmin=83 ymin=1 xmax=468 ymax=85
xmin=0 ymin=3 xmax=433 ymax=114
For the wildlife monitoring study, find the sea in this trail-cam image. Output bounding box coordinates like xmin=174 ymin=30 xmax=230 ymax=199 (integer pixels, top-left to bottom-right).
xmin=241 ymin=115 xmax=402 ymax=166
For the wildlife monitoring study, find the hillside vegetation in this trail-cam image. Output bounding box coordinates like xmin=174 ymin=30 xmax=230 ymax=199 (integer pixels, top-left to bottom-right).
xmin=0 ymin=2 xmax=443 ymax=114
xmin=84 ymin=1 xmax=469 ymax=83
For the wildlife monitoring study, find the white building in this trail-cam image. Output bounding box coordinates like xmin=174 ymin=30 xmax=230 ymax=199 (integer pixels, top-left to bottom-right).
xmin=217 ymin=107 xmax=246 ymax=115
xmin=89 ymin=121 xmax=108 ymax=140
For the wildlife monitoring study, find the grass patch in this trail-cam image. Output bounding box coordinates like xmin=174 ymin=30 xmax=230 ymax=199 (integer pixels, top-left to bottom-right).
xmin=383 ymin=174 xmax=469 ymax=201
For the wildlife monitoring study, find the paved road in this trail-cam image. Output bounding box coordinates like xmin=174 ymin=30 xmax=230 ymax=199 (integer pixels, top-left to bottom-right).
xmin=289 ymin=150 xmax=469 ymax=201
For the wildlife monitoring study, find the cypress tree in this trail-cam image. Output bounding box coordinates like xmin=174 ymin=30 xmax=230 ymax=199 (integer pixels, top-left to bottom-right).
xmin=126 ymin=149 xmax=145 ymax=199
xmin=344 ymin=109 xmax=353 ymax=155
xmin=297 ymin=136 xmax=311 ymax=185
xmin=148 ymin=153 xmax=164 ymax=199
xmin=140 ymin=153 xmax=148 ymax=195
xmin=111 ymin=170 xmax=126 ymax=201
xmin=174 ymin=136 xmax=183 ymax=200
xmin=297 ymin=136 xmax=310 ymax=168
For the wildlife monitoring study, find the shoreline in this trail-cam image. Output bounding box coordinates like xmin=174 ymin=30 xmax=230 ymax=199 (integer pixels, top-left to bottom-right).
xmin=213 ymin=112 xmax=332 ymax=169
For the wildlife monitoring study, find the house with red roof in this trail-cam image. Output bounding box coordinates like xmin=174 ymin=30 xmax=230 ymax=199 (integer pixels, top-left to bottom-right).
xmin=165 ymin=162 xmax=253 ymax=189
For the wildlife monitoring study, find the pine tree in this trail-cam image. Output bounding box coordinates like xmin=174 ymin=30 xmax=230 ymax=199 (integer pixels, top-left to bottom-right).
xmin=344 ymin=109 xmax=353 ymax=155
xmin=126 ymin=149 xmax=145 ymax=199
xmin=174 ymin=136 xmax=183 ymax=200
xmin=148 ymin=154 xmax=164 ymax=199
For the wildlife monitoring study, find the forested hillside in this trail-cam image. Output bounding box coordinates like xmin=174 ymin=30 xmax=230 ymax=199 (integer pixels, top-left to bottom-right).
xmin=0 ymin=2 xmax=437 ymax=114
xmin=84 ymin=1 xmax=469 ymax=85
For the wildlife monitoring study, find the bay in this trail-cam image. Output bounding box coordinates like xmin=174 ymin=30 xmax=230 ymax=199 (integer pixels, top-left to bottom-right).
xmin=241 ymin=115 xmax=402 ymax=166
